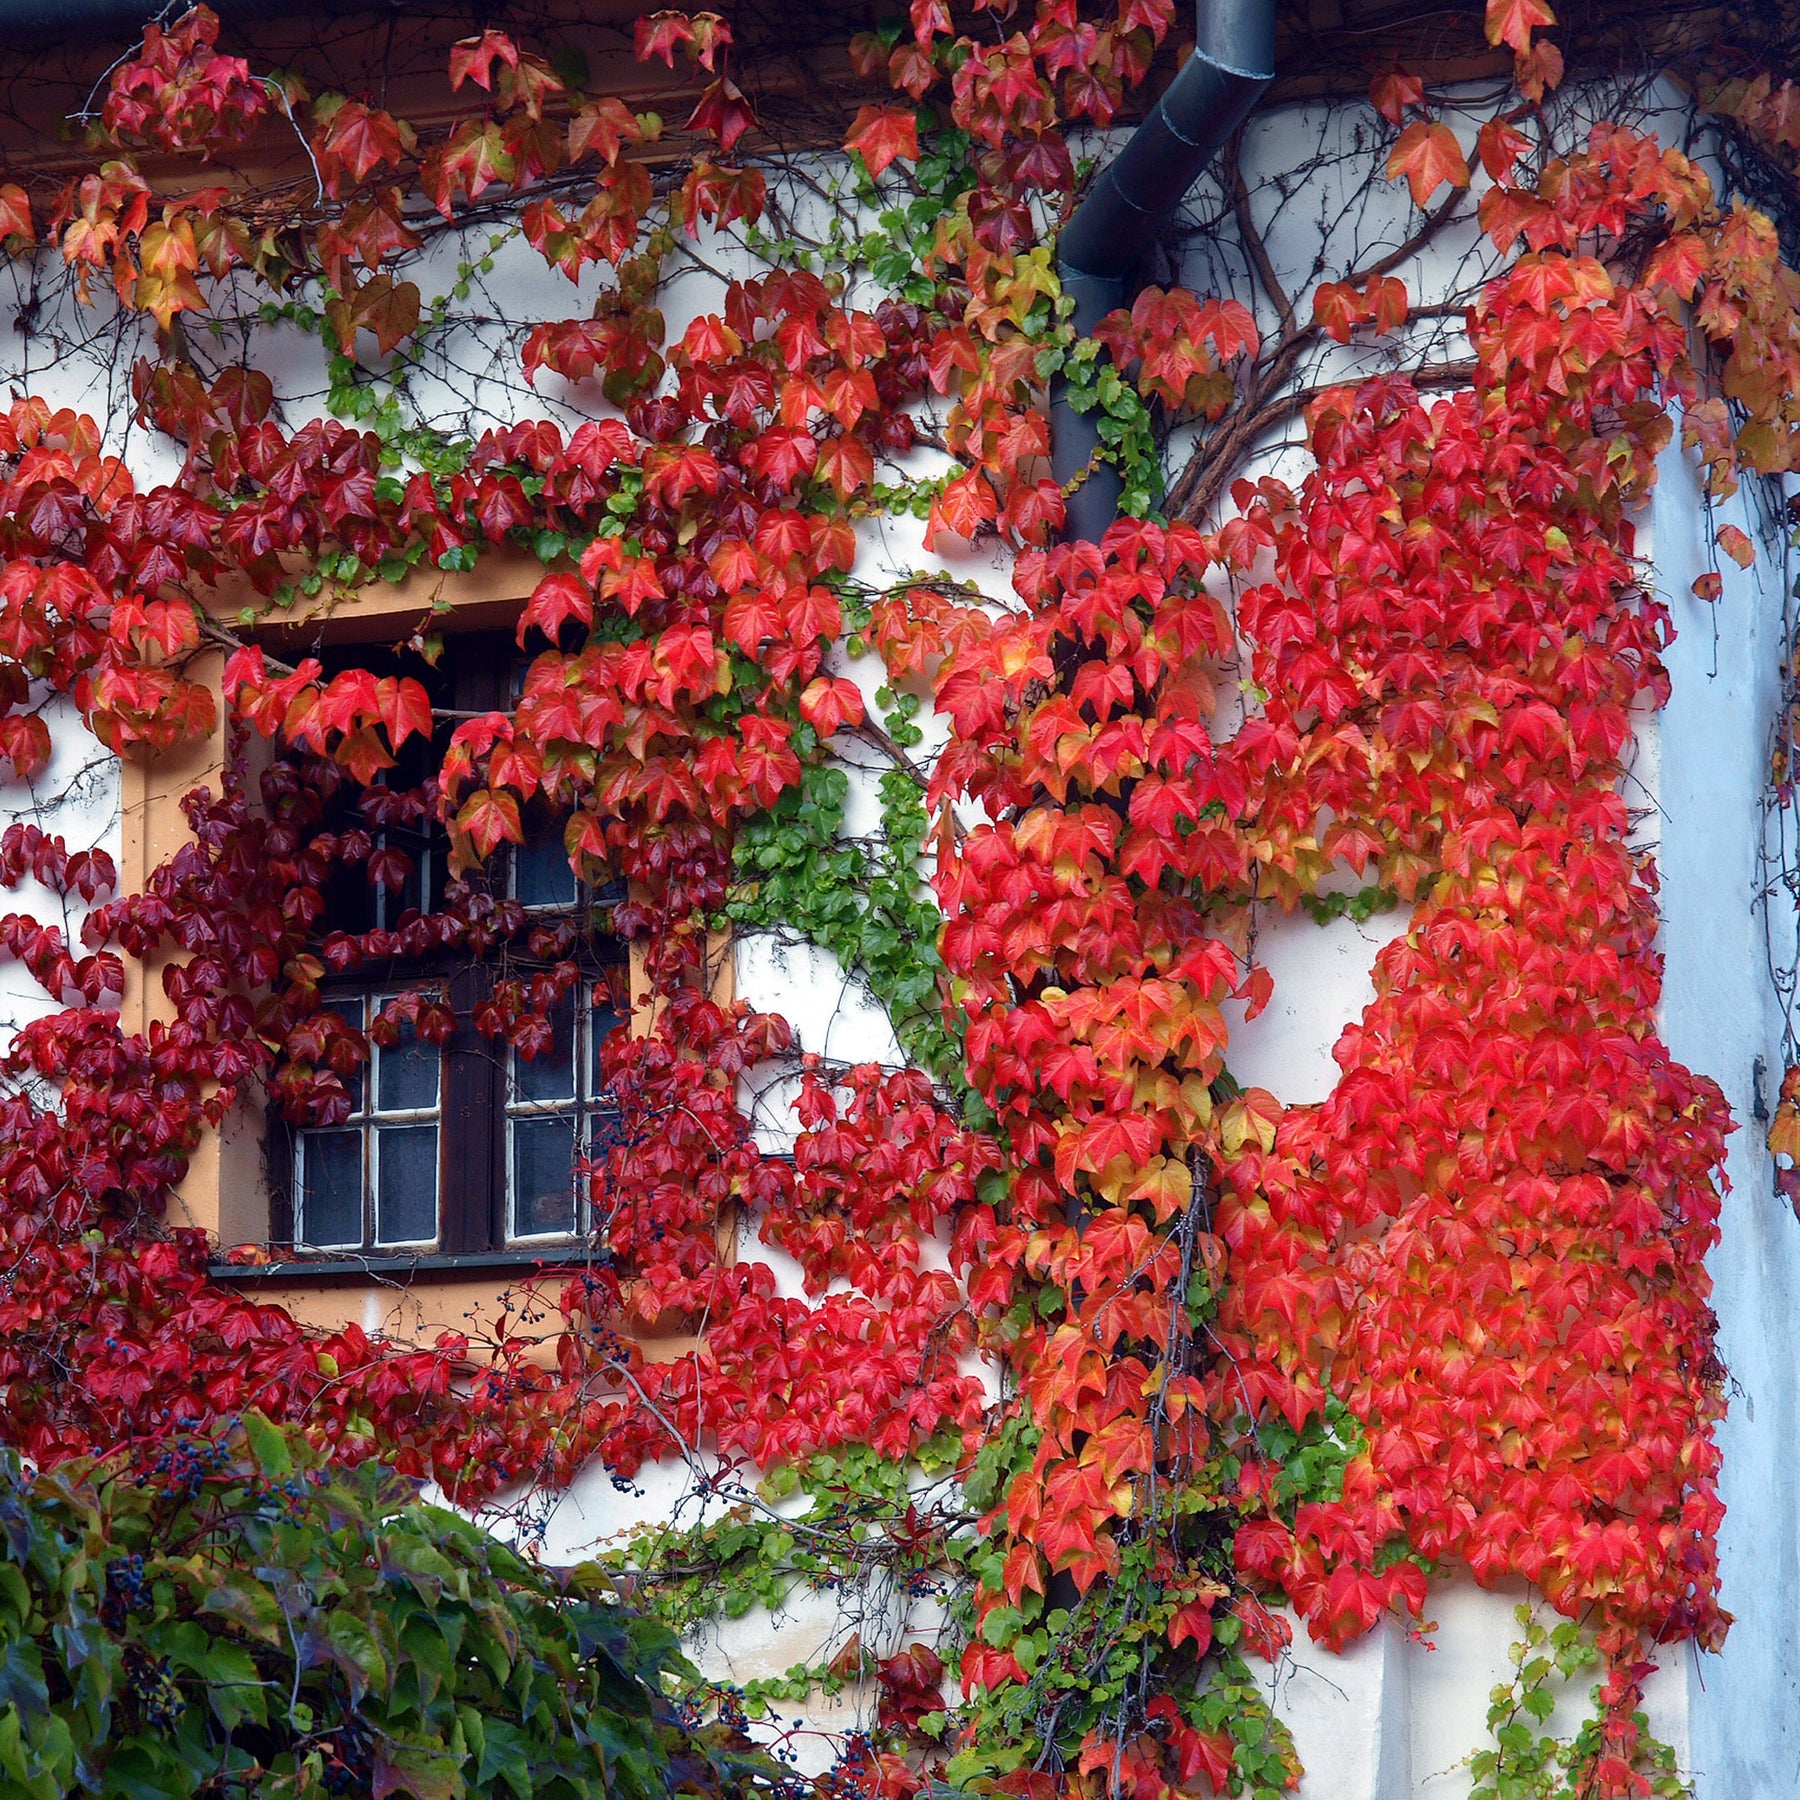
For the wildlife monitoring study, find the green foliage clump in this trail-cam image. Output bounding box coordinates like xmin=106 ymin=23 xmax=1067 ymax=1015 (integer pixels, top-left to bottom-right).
xmin=0 ymin=1414 xmax=785 ymax=1800
xmin=728 ymin=760 xmax=958 ymax=1080
xmin=1468 ymin=1606 xmax=1691 ymax=1800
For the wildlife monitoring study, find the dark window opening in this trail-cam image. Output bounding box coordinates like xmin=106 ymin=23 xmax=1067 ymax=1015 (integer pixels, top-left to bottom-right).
xmin=274 ymin=629 xmax=627 ymax=1262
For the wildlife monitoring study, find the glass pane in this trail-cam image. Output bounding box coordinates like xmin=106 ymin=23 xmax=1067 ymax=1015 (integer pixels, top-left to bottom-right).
xmin=297 ymin=1130 xmax=363 ymax=1248
xmin=330 ymin=998 xmax=365 ymax=1115
xmin=375 ymin=1124 xmax=438 ymax=1243
xmin=587 ymin=1103 xmax=629 ymax=1160
xmin=515 ymin=829 xmax=577 ymax=908
xmin=377 ymin=1017 xmax=440 ymax=1113
xmin=515 ymin=991 xmax=576 ymax=1103
xmin=511 ymin=1114 xmax=579 ymax=1239
xmin=591 ymin=1000 xmax=624 ymax=1096
xmin=374 ymin=833 xmax=428 ymax=931
xmin=328 ymin=864 xmax=377 ymax=937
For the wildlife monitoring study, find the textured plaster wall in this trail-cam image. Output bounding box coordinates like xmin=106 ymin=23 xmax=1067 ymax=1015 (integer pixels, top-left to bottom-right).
xmin=1650 ymin=441 xmax=1800 ymax=1797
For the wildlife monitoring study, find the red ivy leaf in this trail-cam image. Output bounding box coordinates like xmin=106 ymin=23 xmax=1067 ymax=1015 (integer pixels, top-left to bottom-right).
xmin=686 ymin=78 xmax=756 ymax=153
xmin=635 ymin=11 xmax=696 ymax=66
xmin=448 ymin=29 xmax=519 ymax=92
xmin=929 ymin=468 xmax=998 ymax=544
xmin=519 ymin=570 xmax=593 ymax=643
xmin=845 ymin=104 xmax=919 ymax=179
xmin=456 ymin=787 xmax=524 ymax=857
xmin=798 ymin=675 xmax=866 ymax=737
xmin=1369 ymin=64 xmax=1424 ymax=127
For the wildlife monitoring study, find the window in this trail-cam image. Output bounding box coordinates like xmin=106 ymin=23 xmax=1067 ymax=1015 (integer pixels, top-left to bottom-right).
xmin=274 ymin=630 xmax=627 ymax=1262
xmin=295 ymin=995 xmax=443 ymax=1251
xmin=506 ymin=985 xmax=627 ymax=1241
xmin=289 ymin=979 xmax=625 ymax=1257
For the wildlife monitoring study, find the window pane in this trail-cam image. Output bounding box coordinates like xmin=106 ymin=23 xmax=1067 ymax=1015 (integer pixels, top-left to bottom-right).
xmin=511 ymin=1115 xmax=579 ymax=1238
xmin=515 ymin=992 xmax=576 ymax=1103
xmin=332 ymin=998 xmax=366 ymax=1114
xmin=297 ymin=1130 xmax=363 ymax=1248
xmin=591 ymin=1001 xmax=624 ymax=1095
xmin=587 ymin=1103 xmax=629 ymax=1160
xmin=375 ymin=1124 xmax=439 ymax=1243
xmin=377 ymin=1018 xmax=440 ymax=1113
xmin=515 ymin=829 xmax=578 ymax=908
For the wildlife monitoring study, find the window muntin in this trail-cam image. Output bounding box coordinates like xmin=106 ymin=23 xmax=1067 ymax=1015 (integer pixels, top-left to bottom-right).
xmin=505 ymin=986 xmax=625 ymax=1242
xmin=294 ymin=995 xmax=443 ymax=1251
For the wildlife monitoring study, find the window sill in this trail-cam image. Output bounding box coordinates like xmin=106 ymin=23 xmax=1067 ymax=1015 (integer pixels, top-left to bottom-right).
xmin=207 ymin=1248 xmax=607 ymax=1287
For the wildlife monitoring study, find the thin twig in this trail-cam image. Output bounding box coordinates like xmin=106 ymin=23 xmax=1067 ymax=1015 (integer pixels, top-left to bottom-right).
xmin=1177 ymin=357 xmax=1477 ymax=525
xmin=1226 ymin=132 xmax=1295 ymax=342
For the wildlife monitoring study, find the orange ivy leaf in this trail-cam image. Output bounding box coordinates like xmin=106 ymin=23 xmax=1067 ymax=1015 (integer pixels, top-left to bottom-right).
xmin=330 ymin=274 xmax=421 ymax=358
xmin=0 ymin=183 xmax=31 ymax=245
xmin=312 ymin=100 xmax=412 ymax=193
xmin=1642 ymin=232 xmax=1709 ymax=299
xmin=334 ymin=723 xmax=393 ymax=786
xmin=456 ymin=787 xmax=524 ymax=857
xmin=1717 ymin=523 xmax=1755 ymax=569
xmin=1515 ymin=39 xmax=1564 ymax=102
xmin=567 ymin=97 xmax=646 ymax=166
xmin=1368 ymin=274 xmax=1409 ymax=333
xmin=1476 ymin=116 xmax=1531 ymax=181
xmin=1486 ymin=0 xmax=1554 ymax=53
xmin=1386 ymin=121 xmax=1470 ymax=207
xmin=1218 ymin=1088 xmax=1280 ymax=1156
xmin=1312 ymin=280 xmax=1362 ymax=343
xmin=1770 ymin=1093 xmax=1800 ymax=1162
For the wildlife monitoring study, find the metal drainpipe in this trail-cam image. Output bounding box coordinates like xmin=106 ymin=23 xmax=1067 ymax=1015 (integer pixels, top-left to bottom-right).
xmin=1050 ymin=0 xmax=1276 ymax=542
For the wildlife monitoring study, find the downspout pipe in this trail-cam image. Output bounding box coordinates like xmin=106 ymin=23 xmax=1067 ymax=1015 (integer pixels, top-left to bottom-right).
xmin=1051 ymin=0 xmax=1276 ymax=542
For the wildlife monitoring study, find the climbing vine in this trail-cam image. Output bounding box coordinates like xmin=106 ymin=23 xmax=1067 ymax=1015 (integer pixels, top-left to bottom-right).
xmin=0 ymin=1 xmax=1796 ymax=1797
